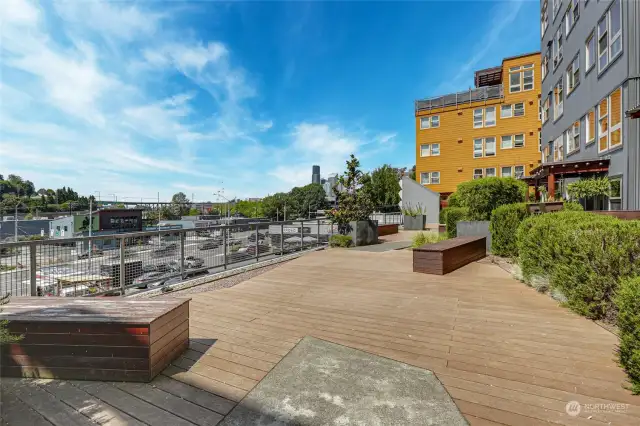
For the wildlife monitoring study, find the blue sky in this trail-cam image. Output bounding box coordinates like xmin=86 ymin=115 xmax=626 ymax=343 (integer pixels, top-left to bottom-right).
xmin=0 ymin=0 xmax=539 ymax=201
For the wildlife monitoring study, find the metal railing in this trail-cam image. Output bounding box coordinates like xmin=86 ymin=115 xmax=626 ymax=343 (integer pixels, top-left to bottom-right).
xmin=415 ymin=84 xmax=504 ymax=112
xmin=0 ymin=220 xmax=337 ymax=298
xmin=370 ymin=212 xmax=403 ymax=225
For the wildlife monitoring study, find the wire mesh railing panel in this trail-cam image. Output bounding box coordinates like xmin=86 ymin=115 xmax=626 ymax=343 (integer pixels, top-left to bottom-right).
xmin=0 ymin=243 xmax=30 ymax=297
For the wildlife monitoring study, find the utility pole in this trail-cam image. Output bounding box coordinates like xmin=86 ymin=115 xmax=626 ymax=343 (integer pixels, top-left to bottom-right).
xmin=88 ymin=197 xmax=93 ymax=266
xmin=14 ymin=188 xmax=20 ymax=242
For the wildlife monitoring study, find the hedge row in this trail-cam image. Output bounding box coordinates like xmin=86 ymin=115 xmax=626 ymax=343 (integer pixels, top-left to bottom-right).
xmin=616 ymin=276 xmax=640 ymax=394
xmin=490 ymin=202 xmax=583 ymax=257
xmin=516 ymin=211 xmax=640 ymax=319
xmin=443 ymin=207 xmax=469 ymax=238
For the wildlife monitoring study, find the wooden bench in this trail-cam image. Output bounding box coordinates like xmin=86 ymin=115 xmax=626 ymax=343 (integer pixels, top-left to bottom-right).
xmin=0 ymin=297 xmax=189 ymax=382
xmin=413 ymin=236 xmax=486 ymax=275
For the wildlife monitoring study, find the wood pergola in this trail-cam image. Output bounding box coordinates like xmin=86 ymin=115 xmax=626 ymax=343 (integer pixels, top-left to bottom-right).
xmin=521 ymin=159 xmax=610 ymax=199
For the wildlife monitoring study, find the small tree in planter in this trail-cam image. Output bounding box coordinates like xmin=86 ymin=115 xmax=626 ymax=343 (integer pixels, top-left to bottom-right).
xmin=326 ymin=155 xmax=376 ymax=243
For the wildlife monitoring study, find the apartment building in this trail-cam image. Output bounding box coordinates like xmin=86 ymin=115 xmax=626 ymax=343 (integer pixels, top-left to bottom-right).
xmin=415 ymin=52 xmax=542 ymax=197
xmin=537 ymin=0 xmax=640 ymax=209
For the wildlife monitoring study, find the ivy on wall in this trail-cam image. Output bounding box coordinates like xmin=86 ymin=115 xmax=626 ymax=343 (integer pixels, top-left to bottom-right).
xmin=567 ymin=177 xmax=611 ymax=200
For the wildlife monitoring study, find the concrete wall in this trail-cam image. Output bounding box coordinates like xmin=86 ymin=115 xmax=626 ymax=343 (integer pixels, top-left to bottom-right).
xmin=457 ymin=221 xmax=492 ymax=252
xmin=399 ymin=177 xmax=440 ymax=225
xmin=50 ymin=216 xmax=74 ymax=238
xmin=0 ymin=220 xmax=50 ymax=240
xmin=541 ymin=0 xmax=640 ymax=209
xmin=348 ymin=220 xmax=378 ymax=246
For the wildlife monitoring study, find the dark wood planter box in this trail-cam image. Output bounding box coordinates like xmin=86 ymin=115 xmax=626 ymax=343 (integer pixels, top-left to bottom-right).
xmin=0 ymin=298 xmax=190 ymax=382
xmin=527 ymin=202 xmax=565 ymax=214
xmin=404 ymin=215 xmax=426 ymax=230
xmin=413 ymin=236 xmax=486 ymax=275
xmin=378 ymin=224 xmax=399 ymax=236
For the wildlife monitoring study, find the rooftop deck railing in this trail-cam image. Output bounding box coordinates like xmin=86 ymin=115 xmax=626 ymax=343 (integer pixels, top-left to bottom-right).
xmin=415 ymin=84 xmax=504 ymax=113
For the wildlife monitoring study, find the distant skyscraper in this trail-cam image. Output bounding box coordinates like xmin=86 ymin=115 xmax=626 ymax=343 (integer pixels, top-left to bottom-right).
xmin=312 ymin=165 xmax=321 ymax=184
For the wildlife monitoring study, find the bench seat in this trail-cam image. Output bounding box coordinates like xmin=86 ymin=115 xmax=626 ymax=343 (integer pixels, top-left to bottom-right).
xmin=413 ymin=236 xmax=486 ymax=275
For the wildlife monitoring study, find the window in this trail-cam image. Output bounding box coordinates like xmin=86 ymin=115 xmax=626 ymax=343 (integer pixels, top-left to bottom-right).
xmin=514 ymin=134 xmax=525 ymax=148
xmin=501 ymin=166 xmax=512 ymax=178
xmin=509 ymin=65 xmax=534 ymax=92
xmin=554 ymin=135 xmax=564 ymax=161
xmin=514 ymin=102 xmax=525 ymax=117
xmin=542 ymin=46 xmax=550 ymax=80
xmin=554 ymin=78 xmax=564 ymax=120
xmin=485 ymin=167 xmax=496 ymax=177
xmin=501 ymin=135 xmax=513 ymax=149
xmin=566 ymin=55 xmax=580 ymax=94
xmin=586 ymin=108 xmax=595 ymax=144
xmin=484 ymin=107 xmax=496 ymax=127
xmin=420 ymin=143 xmax=440 ymax=157
xmin=485 ymin=137 xmax=496 ymax=156
xmin=567 ymin=121 xmax=580 ymax=153
xmin=599 ymin=87 xmax=623 ymax=152
xmin=473 ymin=168 xmax=484 ymax=180
xmin=64 ymin=226 xmax=68 ymax=232
xmin=609 ymin=177 xmax=622 ymax=209
xmin=597 ymin=0 xmax=621 ymax=73
xmin=420 ymin=115 xmax=439 ymax=129
xmin=501 ymin=104 xmax=512 ymax=118
xmin=473 ymin=138 xmax=483 ymax=158
xmin=565 ymin=0 xmax=579 ymax=35
xmin=552 ymin=0 xmax=561 ymax=20
xmin=538 ymin=99 xmax=542 ymax=121
xmin=585 ymin=32 xmax=595 ymax=71
xmin=541 ymin=0 xmax=549 ymax=37
xmin=514 ymin=166 xmax=525 ymax=179
xmin=553 ymin=27 xmax=563 ymax=68
xmin=473 ymin=108 xmax=483 ymax=128
xmin=538 ymin=131 xmax=542 ymax=152
xmin=543 ymin=96 xmax=550 ymax=122
xmin=474 ymin=137 xmax=495 ymax=157
xmin=421 ymin=171 xmax=440 ymax=185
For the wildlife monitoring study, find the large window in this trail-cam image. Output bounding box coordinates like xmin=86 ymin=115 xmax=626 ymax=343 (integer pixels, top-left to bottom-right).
xmin=541 ymin=0 xmax=549 ymax=37
xmin=485 ymin=167 xmax=496 ymax=177
xmin=598 ymin=0 xmax=622 ymax=73
xmin=474 ymin=137 xmax=495 ymax=157
xmin=567 ymin=121 xmax=580 ymax=154
xmin=554 ymin=135 xmax=564 ymax=162
xmin=542 ymin=46 xmax=550 ymax=81
xmin=509 ymin=65 xmax=534 ymax=93
xmin=609 ymin=177 xmax=622 ymax=209
xmin=585 ymin=32 xmax=595 ymax=72
xmin=566 ymin=55 xmax=580 ymax=94
xmin=484 ymin=107 xmax=496 ymax=127
xmin=598 ymin=87 xmax=623 ymax=153
xmin=565 ymin=0 xmax=579 ymax=35
xmin=501 ymin=105 xmax=512 ymax=119
xmin=473 ymin=108 xmax=483 ymax=128
xmin=586 ymin=108 xmax=595 ymax=144
xmin=501 ymin=166 xmax=512 ymax=178
xmin=420 ymin=143 xmax=440 ymax=157
xmin=552 ymin=0 xmax=561 ymax=20
xmin=543 ymin=96 xmax=550 ymax=122
xmin=473 ymin=168 xmax=484 ymax=180
xmin=420 ymin=172 xmax=440 ymax=185
xmin=553 ymin=27 xmax=563 ymax=68
xmin=514 ymin=165 xmax=525 ymax=179
xmin=554 ymin=78 xmax=564 ymax=120
xmin=500 ymin=103 xmax=524 ymax=118
xmin=514 ymin=134 xmax=525 ymax=148
xmin=420 ymin=115 xmax=440 ymax=129
xmin=501 ymin=135 xmax=512 ymax=149
xmin=514 ymin=102 xmax=525 ymax=117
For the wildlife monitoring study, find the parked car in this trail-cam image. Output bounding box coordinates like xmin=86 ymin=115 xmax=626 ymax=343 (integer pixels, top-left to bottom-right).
xmin=247 ymin=232 xmax=266 ymax=242
xmin=246 ymin=243 xmax=270 ymax=256
xmin=151 ymin=243 xmax=177 ymax=257
xmin=141 ymin=263 xmax=170 ymax=274
xmin=133 ymin=271 xmax=168 ymax=289
xmin=77 ymin=248 xmax=104 ymax=259
xmin=198 ymin=239 xmax=222 ymax=250
xmin=168 ymin=256 xmax=205 ymax=271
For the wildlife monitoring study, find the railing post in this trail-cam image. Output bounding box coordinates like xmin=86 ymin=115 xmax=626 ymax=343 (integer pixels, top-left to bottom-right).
xmin=255 ymin=225 xmax=259 ymax=261
xmin=180 ymin=232 xmax=185 ymax=278
xmin=29 ymin=242 xmax=37 ymax=296
xmin=119 ymin=238 xmax=126 ymax=296
xmin=300 ymin=221 xmax=304 ymax=251
xmin=280 ymin=223 xmax=284 ymax=254
xmin=316 ymin=219 xmax=320 ymax=248
xmin=223 ymin=227 xmax=227 ymax=269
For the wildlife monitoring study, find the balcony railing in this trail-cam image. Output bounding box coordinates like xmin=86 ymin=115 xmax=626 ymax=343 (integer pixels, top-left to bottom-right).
xmin=415 ymin=84 xmax=504 ymax=113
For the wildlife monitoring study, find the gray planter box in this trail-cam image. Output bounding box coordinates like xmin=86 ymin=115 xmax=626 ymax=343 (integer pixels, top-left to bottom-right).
xmin=403 ymin=215 xmax=426 ymax=230
xmin=456 ymin=221 xmax=491 ymax=252
xmin=348 ymin=220 xmax=378 ymax=246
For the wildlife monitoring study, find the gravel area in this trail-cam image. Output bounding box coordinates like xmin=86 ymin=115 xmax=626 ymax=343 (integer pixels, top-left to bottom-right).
xmin=170 ymin=261 xmax=290 ymax=296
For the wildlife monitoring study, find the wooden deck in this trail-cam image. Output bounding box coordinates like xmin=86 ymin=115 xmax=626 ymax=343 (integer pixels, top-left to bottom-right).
xmin=2 ymin=248 xmax=639 ymax=425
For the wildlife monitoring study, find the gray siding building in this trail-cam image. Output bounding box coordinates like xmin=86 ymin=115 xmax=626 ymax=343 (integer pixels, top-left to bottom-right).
xmin=538 ymin=0 xmax=639 ymax=209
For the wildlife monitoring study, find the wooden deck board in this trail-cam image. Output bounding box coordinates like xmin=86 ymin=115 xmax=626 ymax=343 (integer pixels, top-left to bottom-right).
xmin=3 ymin=249 xmax=639 ymax=425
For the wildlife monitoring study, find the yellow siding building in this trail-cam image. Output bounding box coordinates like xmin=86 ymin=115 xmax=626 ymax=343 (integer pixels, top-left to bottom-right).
xmin=415 ymin=52 xmax=542 ymax=196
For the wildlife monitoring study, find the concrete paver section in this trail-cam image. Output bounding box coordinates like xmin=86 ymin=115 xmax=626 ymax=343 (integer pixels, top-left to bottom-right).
xmin=220 ymin=336 xmax=468 ymax=426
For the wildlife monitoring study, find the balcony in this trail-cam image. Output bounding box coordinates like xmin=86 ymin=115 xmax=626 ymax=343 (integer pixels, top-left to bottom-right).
xmin=415 ymin=84 xmax=504 ymax=113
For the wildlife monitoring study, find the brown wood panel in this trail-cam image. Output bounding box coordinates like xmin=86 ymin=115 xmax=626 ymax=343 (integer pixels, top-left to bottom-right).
xmin=1 ymin=366 xmax=149 ymax=382
xmin=17 ymin=332 xmax=150 ymax=347
xmin=151 ymin=375 xmax=236 ymax=416
xmin=2 ymin=355 xmax=149 ymax=371
xmin=150 ymin=332 xmax=189 ymax=379
xmin=7 ymin=322 xmax=149 ymax=335
xmin=162 ymin=365 xmax=248 ymax=402
xmin=413 ymin=236 xmax=486 ymax=275
xmin=149 ymin=319 xmax=189 ymax=356
xmin=149 ymin=302 xmax=190 ymax=340
xmin=189 ymin=340 xmax=276 ymax=372
xmin=2 ymin=343 xmax=149 ymax=359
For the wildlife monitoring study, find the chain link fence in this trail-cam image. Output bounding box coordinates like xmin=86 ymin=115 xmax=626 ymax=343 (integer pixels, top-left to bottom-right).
xmin=0 ymin=220 xmax=336 ymax=298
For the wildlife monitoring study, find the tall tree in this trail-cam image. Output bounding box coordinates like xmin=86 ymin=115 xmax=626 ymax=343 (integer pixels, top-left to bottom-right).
xmin=367 ymin=164 xmax=401 ymax=211
xmin=171 ymin=192 xmax=190 ymax=216
xmin=326 ymin=154 xmax=374 ymax=230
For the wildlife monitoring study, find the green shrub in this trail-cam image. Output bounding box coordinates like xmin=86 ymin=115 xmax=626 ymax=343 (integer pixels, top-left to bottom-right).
xmin=615 ymin=276 xmax=640 ymax=394
xmin=439 ymin=207 xmax=448 ymax=225
xmin=411 ymin=231 xmax=448 ymax=248
xmin=562 ymin=201 xmax=584 ymax=211
xmin=329 ymin=234 xmax=353 ymax=248
xmin=490 ymin=203 xmax=529 ymax=257
xmin=516 ymin=212 xmax=640 ymax=319
xmin=446 ymin=192 xmax=462 ymax=208
xmin=444 ymin=207 xmax=469 ymax=238
xmin=455 ymin=177 xmax=527 ymax=220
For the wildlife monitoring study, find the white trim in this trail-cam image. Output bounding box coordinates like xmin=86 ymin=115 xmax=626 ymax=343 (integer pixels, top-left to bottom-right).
xmin=514 ymin=102 xmax=525 ymax=117
xmin=514 ymin=133 xmax=525 ymax=148
xmin=485 ymin=167 xmax=496 ymax=177
xmin=501 ymin=135 xmax=513 ymax=149
xmin=473 ymin=168 xmax=484 ymax=180
xmin=514 ymin=165 xmax=525 ymax=179
xmin=473 ymin=108 xmax=483 ymax=128
xmin=501 ymin=104 xmax=513 ymax=119
xmin=484 ymin=106 xmax=496 ymax=127
xmin=500 ymin=166 xmax=513 ymax=178
xmin=420 ymin=144 xmax=430 ymax=157
xmin=420 ymin=117 xmax=430 ymax=130
xmin=585 ymin=31 xmax=595 ymax=72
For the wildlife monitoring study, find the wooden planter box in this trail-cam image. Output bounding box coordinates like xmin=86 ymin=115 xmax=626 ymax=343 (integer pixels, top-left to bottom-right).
xmin=378 ymin=224 xmax=399 ymax=236
xmin=0 ymin=298 xmax=190 ymax=382
xmin=413 ymin=236 xmax=486 ymax=275
xmin=527 ymin=201 xmax=565 ymax=214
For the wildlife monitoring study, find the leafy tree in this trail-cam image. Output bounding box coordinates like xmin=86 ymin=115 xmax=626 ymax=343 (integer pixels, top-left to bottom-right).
xmin=409 ymin=165 xmax=416 ymax=181
xmin=171 ymin=192 xmax=190 ymax=216
xmin=366 ymin=164 xmax=401 ymax=211
xmin=188 ymin=207 xmax=201 ymax=216
xmin=262 ymin=192 xmax=291 ymax=220
xmin=454 ymin=177 xmax=527 ymax=221
xmin=326 ymin=154 xmax=374 ymax=232
xmin=232 ymin=200 xmax=264 ymax=218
